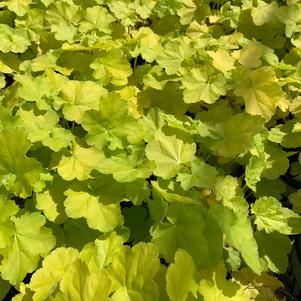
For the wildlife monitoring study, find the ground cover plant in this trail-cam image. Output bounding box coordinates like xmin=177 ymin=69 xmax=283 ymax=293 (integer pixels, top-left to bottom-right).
xmin=0 ymin=0 xmax=301 ymax=300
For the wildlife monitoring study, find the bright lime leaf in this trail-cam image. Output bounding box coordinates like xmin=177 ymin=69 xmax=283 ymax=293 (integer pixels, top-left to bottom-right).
xmin=45 ymin=1 xmax=81 ymax=42
xmin=145 ymin=131 xmax=196 ymax=179
xmin=109 ymin=242 xmax=160 ymax=301
xmin=79 ymin=233 xmax=123 ymax=271
xmin=2 ymin=0 xmax=32 ymax=16
xmin=199 ymin=263 xmax=248 ymax=301
xmin=277 ymin=3 xmax=301 ymax=37
xmin=251 ymin=196 xmax=301 ymax=234
xmin=82 ymin=93 xmax=137 ymax=149
xmin=0 ymin=128 xmax=43 ymax=198
xmin=79 ymin=6 xmax=115 ymax=34
xmin=130 ymin=27 xmax=161 ymax=63
xmin=17 ymin=108 xmax=73 ymax=152
xmin=29 ymin=247 xmax=79 ymax=301
xmin=0 ymin=24 xmax=30 ymax=53
xmin=57 ymin=144 xmax=104 ymax=181
xmin=15 ymin=74 xmax=57 ymax=110
xmin=177 ymin=159 xmax=218 ymax=190
xmin=0 ymin=198 xmax=18 ymax=249
xmin=211 ymin=206 xmax=263 ymax=275
xmin=35 ymin=175 xmax=69 ymax=223
xmin=96 ymin=147 xmax=154 ymax=183
xmin=156 ymin=36 xmax=194 ymax=75
xmin=234 ymin=67 xmax=285 ymax=119
xmin=261 ymin=144 xmax=290 ymax=180
xmin=64 ymin=190 xmax=122 ymax=232
xmin=214 ymin=176 xmax=244 ymax=203
xmin=181 ymin=67 xmax=227 ymax=104
xmin=56 ymin=80 xmax=107 ymax=123
xmin=0 ymin=212 xmax=55 ymax=285
xmin=245 ymin=133 xmax=269 ymax=191
xmin=207 ymin=50 xmax=235 ymax=74
xmin=90 ymin=49 xmax=132 ymax=86
xmin=151 ymin=203 xmax=223 ymax=267
xmin=251 ymin=1 xmax=279 ymax=26
xmin=208 ymin=113 xmax=265 ymax=158
xmin=166 ymin=249 xmax=198 ymax=301
xmin=59 ymin=259 xmax=112 ymax=301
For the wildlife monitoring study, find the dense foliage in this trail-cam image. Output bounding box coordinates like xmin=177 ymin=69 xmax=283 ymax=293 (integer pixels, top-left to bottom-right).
xmin=0 ymin=0 xmax=301 ymax=300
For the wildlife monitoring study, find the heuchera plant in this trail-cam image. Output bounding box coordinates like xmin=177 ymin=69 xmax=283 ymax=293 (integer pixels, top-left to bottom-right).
xmin=0 ymin=0 xmax=301 ymax=300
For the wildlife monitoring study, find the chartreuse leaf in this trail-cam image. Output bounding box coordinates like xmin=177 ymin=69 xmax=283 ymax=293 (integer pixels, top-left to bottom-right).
xmin=79 ymin=232 xmax=123 ymax=271
xmin=0 ymin=0 xmax=32 ymax=16
xmin=251 ymin=196 xmax=301 ymax=234
xmin=245 ymin=133 xmax=269 ymax=192
xmin=90 ymin=49 xmax=132 ymax=86
xmin=45 ymin=1 xmax=81 ymax=42
xmin=166 ymin=249 xmax=198 ymax=301
xmin=64 ymin=189 xmax=122 ymax=232
xmin=177 ymin=0 xmax=196 ymax=25
xmin=234 ymin=67 xmax=285 ymax=119
xmin=0 ymin=24 xmax=30 ymax=53
xmin=17 ymin=108 xmax=73 ymax=152
xmin=96 ymin=146 xmax=154 ymax=183
xmin=237 ymin=42 xmax=266 ymax=69
xmin=207 ymin=50 xmax=236 ymax=75
xmin=151 ymin=203 xmax=223 ymax=267
xmin=177 ymin=159 xmax=218 ymax=190
xmin=0 ymin=0 xmax=300 ymax=299
xmin=277 ymin=3 xmax=301 ymax=38
xmin=210 ymin=205 xmax=263 ymax=275
xmin=145 ymin=131 xmax=196 ymax=179
xmin=29 ymin=248 xmax=79 ymax=301
xmin=82 ymin=93 xmax=137 ymax=149
xmin=57 ymin=142 xmax=104 ymax=181
xmin=156 ymin=36 xmax=194 ymax=75
xmin=55 ymin=80 xmax=107 ymax=123
xmin=15 ymin=8 xmax=46 ymax=42
xmin=251 ymin=0 xmax=279 ymax=26
xmin=106 ymin=0 xmax=148 ymax=27
xmin=79 ymin=6 xmax=115 ymax=34
xmin=214 ymin=176 xmax=244 ymax=204
xmin=199 ymin=263 xmax=248 ymax=301
xmin=15 ymin=74 xmax=57 ymax=110
xmin=130 ymin=27 xmax=161 ymax=63
xmin=108 ymin=242 xmax=160 ymax=301
xmin=35 ymin=175 xmax=69 ymax=223
xmin=181 ymin=67 xmax=227 ymax=104
xmin=154 ymin=0 xmax=182 ymax=17
xmin=59 ymin=259 xmax=112 ymax=301
xmin=0 ymin=212 xmax=56 ymax=285
xmin=207 ymin=113 xmax=265 ymax=158
xmin=0 ymin=197 xmax=19 ymax=249
xmin=0 ymin=128 xmax=43 ymax=198
xmin=0 ymin=107 xmax=21 ymax=130
xmin=261 ymin=144 xmax=290 ymax=180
